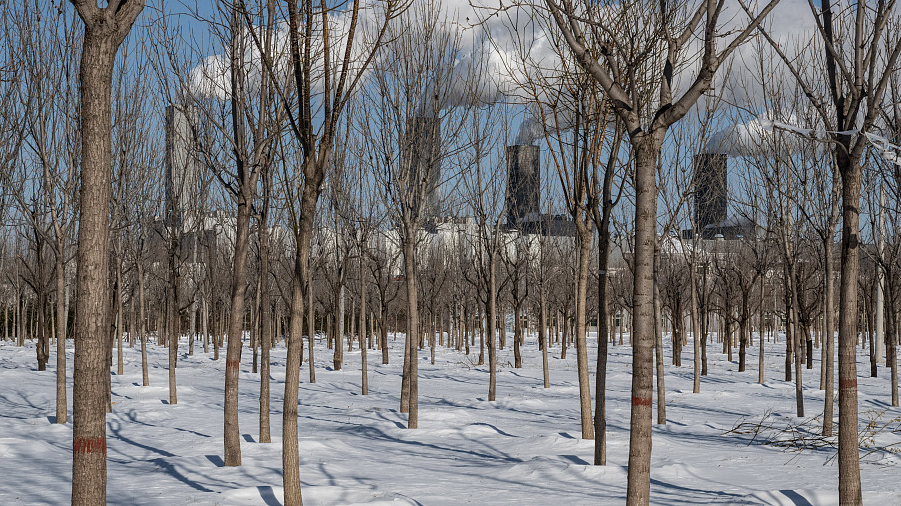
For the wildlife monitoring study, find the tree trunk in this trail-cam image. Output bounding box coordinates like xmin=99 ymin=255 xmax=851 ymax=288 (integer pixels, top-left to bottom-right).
xmin=653 ymin=263 xmax=666 ymax=426
xmin=784 ymin=270 xmax=793 ymax=382
xmin=282 ymin=150 xmax=325 ymax=505
xmin=739 ymin=312 xmax=748 ymax=373
xmin=513 ymin=304 xmax=522 ymax=368
xmin=574 ymin=229 xmax=594 ymax=439
xmin=401 ymin=237 xmax=419 ymax=427
xmin=55 ymin=245 xmax=67 ymax=423
xmin=360 ymin=259 xmax=368 ymax=395
xmin=759 ymin=275 xmax=766 ymax=385
xmin=168 ymin=233 xmax=179 ymax=406
xmin=139 ymin=262 xmax=149 ymax=387
xmin=203 ymin=296 xmax=209 ymax=354
xmin=594 ymin=231 xmax=611 ymax=464
xmin=252 ymin=275 xmax=261 ymax=374
xmin=223 ymin=186 xmax=253 ymax=466
xmin=380 ymin=299 xmax=389 ymax=365
xmin=335 ymin=283 xmax=344 ymax=370
xmin=259 ymin=211 xmax=271 ymax=444
xmin=886 ymin=301 xmax=898 ymax=407
xmin=487 ymin=255 xmax=498 ymax=402
xmin=284 ymin=254 xmax=306 ymax=506
xmin=308 ymin=277 xmax=315 ymax=383
xmin=625 ymin=138 xmax=659 ymax=506
xmin=691 ymin=263 xmax=701 ymax=393
xmin=116 ymin=262 xmax=124 ymax=376
xmin=702 ymin=308 xmax=710 ymax=375
xmin=790 ymin=264 xmax=804 ymax=417
xmin=540 ymin=291 xmax=549 ymax=389
xmin=837 ymin=159 xmax=862 ymax=505
xmin=70 ymin=5 xmax=144 ymax=502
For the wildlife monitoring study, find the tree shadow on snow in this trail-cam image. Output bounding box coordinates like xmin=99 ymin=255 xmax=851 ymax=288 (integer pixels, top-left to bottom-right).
xmin=257 ymin=485 xmax=282 ymax=506
xmin=777 ymin=490 xmax=814 ymax=506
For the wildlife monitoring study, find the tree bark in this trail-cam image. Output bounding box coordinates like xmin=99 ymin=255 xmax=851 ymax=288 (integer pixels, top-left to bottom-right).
xmin=402 ymin=237 xmax=419 ymax=427
xmin=360 ymin=257 xmax=368 ymax=395
xmin=625 ymin=138 xmax=659 ymax=506
xmin=70 ymin=3 xmax=144 ymax=504
xmin=138 ymin=262 xmax=149 ymax=387
xmin=308 ymin=276 xmax=315 ymax=383
xmin=487 ymin=254 xmax=498 ymax=402
xmin=259 ymin=205 xmax=271 ymax=444
xmin=691 ymin=262 xmax=701 ymax=392
xmin=653 ymin=261 xmax=666 ymax=425
xmin=837 ymin=159 xmax=862 ymax=505
xmin=223 ymin=186 xmax=252 ymax=466
xmin=574 ymin=229 xmax=595 ymax=439
xmin=540 ymin=291 xmax=550 ymax=389
xmin=55 ymin=245 xmax=67 ymax=423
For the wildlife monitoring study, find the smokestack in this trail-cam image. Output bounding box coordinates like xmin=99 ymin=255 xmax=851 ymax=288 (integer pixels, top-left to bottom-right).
xmin=407 ymin=116 xmax=441 ymax=219
xmin=693 ymin=153 xmax=727 ymax=238
xmin=165 ymin=103 xmax=199 ymax=227
xmin=506 ymin=145 xmax=540 ymax=228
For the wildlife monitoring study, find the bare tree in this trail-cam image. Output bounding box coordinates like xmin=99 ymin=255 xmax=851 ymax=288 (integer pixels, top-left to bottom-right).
xmin=259 ymin=0 xmax=404 ymax=501
xmin=68 ymin=1 xmax=144 ymax=504
xmin=362 ymin=1 xmax=476 ymax=426
xmin=543 ymin=0 xmax=780 ymax=501
xmin=752 ymin=4 xmax=901 ymax=501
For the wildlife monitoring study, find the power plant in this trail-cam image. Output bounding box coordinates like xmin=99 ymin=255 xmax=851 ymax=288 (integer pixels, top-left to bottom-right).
xmin=165 ymin=103 xmax=200 ymax=227
xmin=406 ymin=115 xmax=441 ymax=220
xmin=682 ymin=152 xmax=758 ymax=240
xmin=693 ymin=153 xmax=728 ymax=238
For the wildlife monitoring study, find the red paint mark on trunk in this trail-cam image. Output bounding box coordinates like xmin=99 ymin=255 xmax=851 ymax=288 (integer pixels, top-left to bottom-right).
xmin=73 ymin=437 xmax=106 ymax=455
xmin=226 ymin=360 xmax=240 ymax=370
xmin=631 ymin=396 xmax=652 ymax=407
xmin=839 ymin=378 xmax=857 ymax=390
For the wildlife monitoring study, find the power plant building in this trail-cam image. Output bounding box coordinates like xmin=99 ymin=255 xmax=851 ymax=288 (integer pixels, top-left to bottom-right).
xmin=683 ymin=153 xmax=757 ymax=240
xmin=505 ymin=145 xmax=540 ymax=228
xmin=405 ymin=115 xmax=441 ymax=220
xmin=693 ymin=153 xmax=728 ymax=238
xmin=165 ymin=104 xmax=200 ymax=227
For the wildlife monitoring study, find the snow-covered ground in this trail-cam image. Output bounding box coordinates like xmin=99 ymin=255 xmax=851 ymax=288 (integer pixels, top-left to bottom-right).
xmin=1 ymin=331 xmax=899 ymax=505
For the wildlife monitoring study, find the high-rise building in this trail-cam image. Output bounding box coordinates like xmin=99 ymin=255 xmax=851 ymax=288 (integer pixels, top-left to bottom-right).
xmin=505 ymin=145 xmax=540 ymax=228
xmin=693 ymin=153 xmax=727 ymax=238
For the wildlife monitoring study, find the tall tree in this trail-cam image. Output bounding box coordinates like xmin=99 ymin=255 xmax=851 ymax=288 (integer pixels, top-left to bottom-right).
xmin=543 ymin=0 xmax=780 ymax=502
xmin=258 ymin=0 xmax=405 ymax=502
xmin=754 ymin=6 xmax=901 ymax=499
xmin=362 ymin=1 xmax=476 ymax=424
xmin=68 ymin=1 xmax=144 ymax=504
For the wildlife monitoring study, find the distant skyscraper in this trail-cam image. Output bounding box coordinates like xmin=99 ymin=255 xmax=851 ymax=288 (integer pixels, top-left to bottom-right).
xmin=505 ymin=145 xmax=540 ymax=228
xmin=165 ymin=104 xmax=199 ymax=227
xmin=693 ymin=153 xmax=727 ymax=238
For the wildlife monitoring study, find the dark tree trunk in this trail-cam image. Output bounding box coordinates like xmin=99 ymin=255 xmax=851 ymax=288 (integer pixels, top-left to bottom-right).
xmin=259 ymin=199 xmax=271 ymax=444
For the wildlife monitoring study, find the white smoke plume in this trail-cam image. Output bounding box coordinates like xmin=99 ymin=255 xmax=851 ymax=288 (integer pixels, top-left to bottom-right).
xmin=514 ymin=104 xmax=579 ymax=145
xmin=704 ymin=110 xmax=815 ymax=157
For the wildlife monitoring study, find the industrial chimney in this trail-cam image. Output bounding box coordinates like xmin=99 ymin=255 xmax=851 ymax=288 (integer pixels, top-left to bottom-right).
xmin=165 ymin=103 xmax=199 ymax=227
xmin=693 ymin=153 xmax=727 ymax=239
xmin=505 ymin=145 xmax=540 ymax=229
xmin=406 ymin=116 xmax=441 ymax=220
